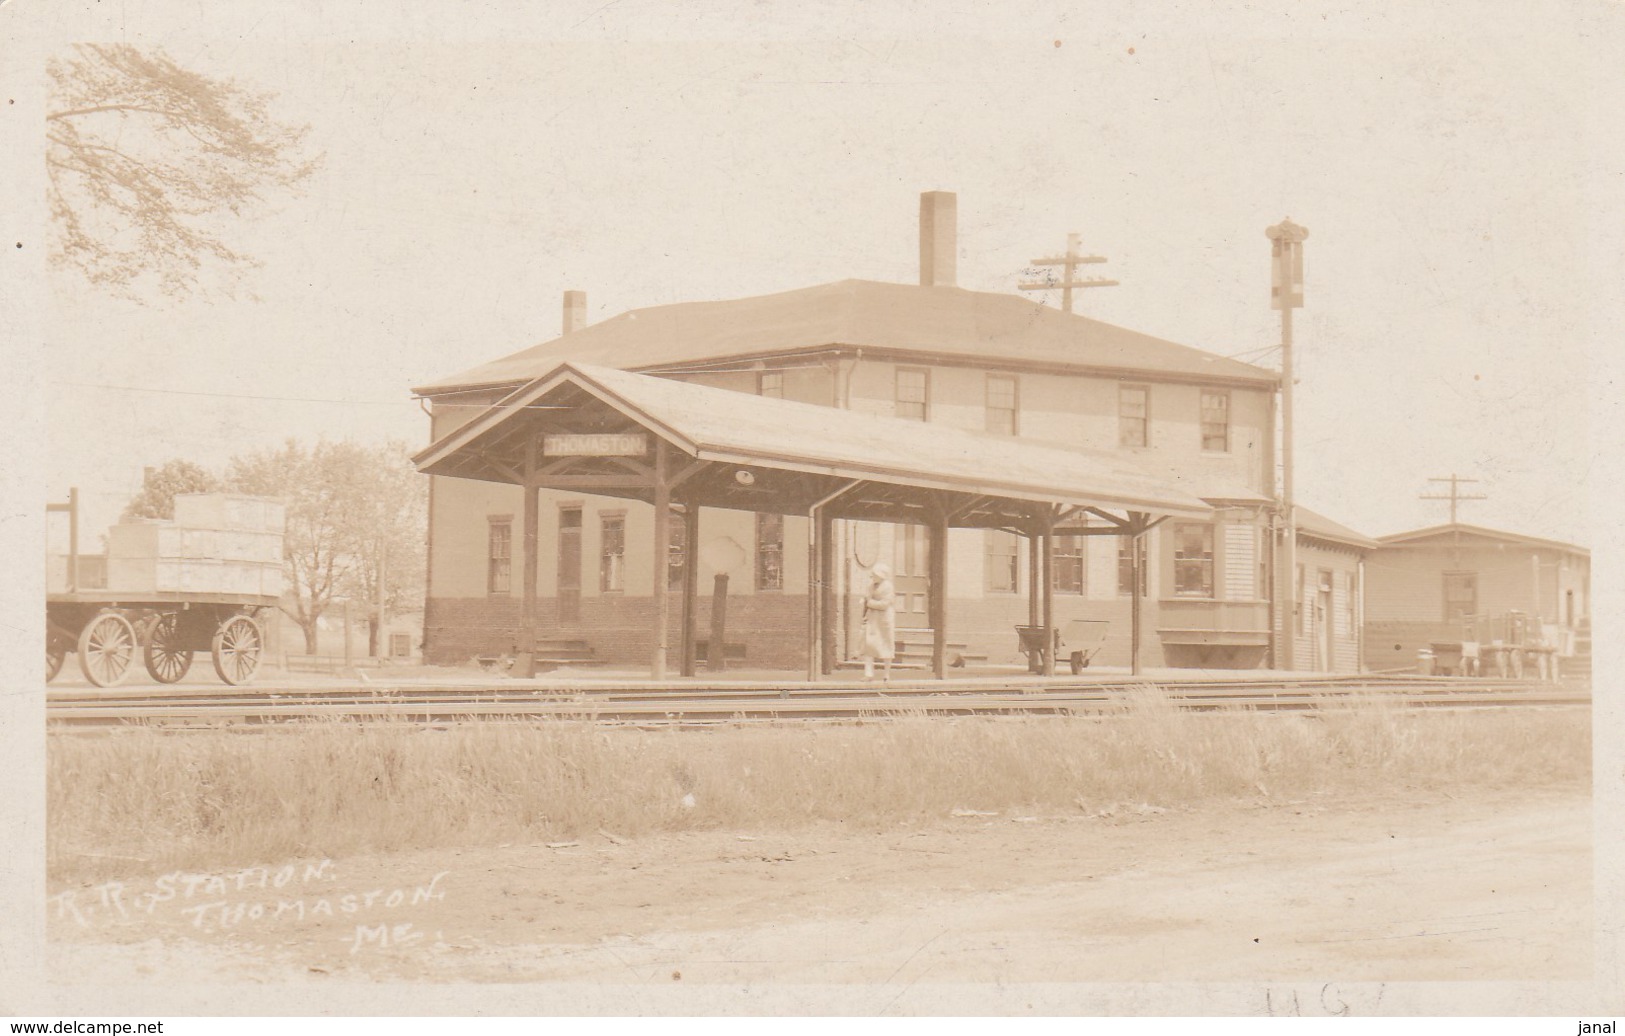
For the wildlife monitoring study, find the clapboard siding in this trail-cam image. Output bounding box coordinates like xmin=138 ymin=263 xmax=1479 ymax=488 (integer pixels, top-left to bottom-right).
xmin=1223 ymin=523 xmax=1255 ymax=601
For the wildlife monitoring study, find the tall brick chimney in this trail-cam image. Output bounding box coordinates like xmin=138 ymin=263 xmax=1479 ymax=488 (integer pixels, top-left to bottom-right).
xmin=919 ymin=191 xmax=957 ymax=287
xmin=562 ymin=290 xmax=587 ymax=335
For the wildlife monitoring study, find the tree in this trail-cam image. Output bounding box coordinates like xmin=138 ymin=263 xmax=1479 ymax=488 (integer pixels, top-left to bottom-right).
xmin=46 ymin=43 xmax=320 ymax=299
xmin=337 ymin=447 xmax=428 ymax=658
xmin=121 ymin=459 xmax=219 ymax=520
xmin=225 ymin=440 xmax=426 ymax=656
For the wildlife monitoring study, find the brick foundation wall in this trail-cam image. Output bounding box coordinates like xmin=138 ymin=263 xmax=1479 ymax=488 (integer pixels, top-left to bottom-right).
xmin=426 ymin=592 xmax=811 ymax=669
xmin=428 ymin=592 xmax=1251 ymax=671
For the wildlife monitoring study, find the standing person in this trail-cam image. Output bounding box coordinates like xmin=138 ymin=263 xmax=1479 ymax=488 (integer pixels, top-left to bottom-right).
xmin=860 ymin=562 xmax=897 ymax=681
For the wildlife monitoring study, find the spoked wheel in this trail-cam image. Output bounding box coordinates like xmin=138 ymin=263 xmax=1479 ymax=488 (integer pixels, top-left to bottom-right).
xmin=212 ymin=614 xmax=264 ymax=686
xmin=46 ymin=639 xmax=67 ymax=682
xmin=144 ymin=612 xmax=194 ymax=684
xmin=77 ymin=611 xmax=138 ymax=687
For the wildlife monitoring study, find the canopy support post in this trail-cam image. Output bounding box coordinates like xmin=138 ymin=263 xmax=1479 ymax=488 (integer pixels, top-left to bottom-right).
xmin=808 ymin=480 xmax=861 ymax=682
xmin=651 ymin=441 xmax=670 ymax=680
xmin=518 ymin=436 xmax=540 ymax=679
xmin=1041 ymin=507 xmax=1056 ymax=676
xmin=1129 ymin=511 xmax=1152 ymax=677
xmin=1027 ymin=527 xmax=1040 ymax=630
xmin=929 ymin=505 xmax=949 ymax=679
xmin=818 ymin=506 xmax=837 ymax=676
xmin=680 ymin=501 xmax=699 ymax=677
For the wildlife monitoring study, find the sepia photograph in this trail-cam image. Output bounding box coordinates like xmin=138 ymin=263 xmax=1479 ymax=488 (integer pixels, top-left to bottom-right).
xmin=2 ymin=0 xmax=1621 ymax=1023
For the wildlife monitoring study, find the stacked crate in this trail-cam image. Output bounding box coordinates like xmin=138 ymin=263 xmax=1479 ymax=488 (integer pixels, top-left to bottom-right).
xmin=105 ymin=494 xmax=287 ymax=597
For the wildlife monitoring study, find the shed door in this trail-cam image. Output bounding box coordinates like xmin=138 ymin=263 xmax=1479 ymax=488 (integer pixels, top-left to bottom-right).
xmin=557 ymin=507 xmax=582 ymax=625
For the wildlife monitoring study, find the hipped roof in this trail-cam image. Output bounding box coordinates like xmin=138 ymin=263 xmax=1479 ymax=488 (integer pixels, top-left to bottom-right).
xmin=414 ymin=362 xmax=1214 ymax=521
xmin=414 ymin=280 xmax=1278 ymax=395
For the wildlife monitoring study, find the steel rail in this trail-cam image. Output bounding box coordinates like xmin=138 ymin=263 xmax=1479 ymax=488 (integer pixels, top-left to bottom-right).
xmin=44 ymin=677 xmax=1590 ymax=728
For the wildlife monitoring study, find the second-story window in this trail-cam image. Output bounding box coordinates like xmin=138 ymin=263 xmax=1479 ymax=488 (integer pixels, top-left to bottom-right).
xmin=985 ymin=374 xmax=1018 ymax=435
xmin=896 ymin=368 xmax=929 ymax=421
xmin=758 ymin=371 xmax=784 ymax=398
xmin=1201 ymin=389 xmax=1230 ymax=451
xmin=1119 ymin=384 xmax=1150 ymax=447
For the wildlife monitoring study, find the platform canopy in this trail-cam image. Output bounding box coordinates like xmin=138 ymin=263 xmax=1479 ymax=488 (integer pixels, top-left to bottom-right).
xmin=414 ymin=361 xmax=1212 ymax=528
xmin=415 ymin=361 xmax=1211 ymax=681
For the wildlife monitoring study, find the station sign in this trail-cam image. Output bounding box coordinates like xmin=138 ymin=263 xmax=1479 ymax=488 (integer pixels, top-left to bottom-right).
xmin=543 ymin=433 xmax=650 ymax=457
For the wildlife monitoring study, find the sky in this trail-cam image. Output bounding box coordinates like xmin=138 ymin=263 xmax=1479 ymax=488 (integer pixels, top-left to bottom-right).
xmin=12 ymin=1 xmax=1619 ymax=551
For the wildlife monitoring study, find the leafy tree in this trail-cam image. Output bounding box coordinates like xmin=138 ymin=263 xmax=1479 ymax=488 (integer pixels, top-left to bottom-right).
xmin=339 ymin=447 xmax=428 ymax=658
xmin=225 ymin=440 xmax=425 ymax=656
xmin=46 ymin=43 xmax=319 ymax=299
xmin=120 ymin=459 xmax=219 ymax=520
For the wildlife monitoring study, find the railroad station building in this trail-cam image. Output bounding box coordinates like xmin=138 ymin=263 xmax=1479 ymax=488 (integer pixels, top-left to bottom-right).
xmin=1362 ymin=523 xmax=1591 ymax=678
xmin=413 ymin=192 xmax=1364 ymax=675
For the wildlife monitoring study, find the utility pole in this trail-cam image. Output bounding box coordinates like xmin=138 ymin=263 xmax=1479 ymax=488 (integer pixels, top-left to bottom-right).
xmin=1422 ymin=474 xmax=1486 ymax=525
xmin=1019 ymin=232 xmax=1119 ymax=313
xmin=1267 ymin=218 xmax=1308 ymax=670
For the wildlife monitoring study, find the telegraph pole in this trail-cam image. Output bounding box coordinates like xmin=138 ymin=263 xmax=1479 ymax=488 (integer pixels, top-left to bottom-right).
xmin=1422 ymin=474 xmax=1486 ymax=525
xmin=1019 ymin=233 xmax=1119 ymax=313
xmin=1267 ymin=218 xmax=1308 ymax=670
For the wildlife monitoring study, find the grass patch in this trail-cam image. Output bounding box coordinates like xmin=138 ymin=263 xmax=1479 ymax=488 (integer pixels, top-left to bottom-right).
xmin=48 ymin=691 xmax=1590 ymax=882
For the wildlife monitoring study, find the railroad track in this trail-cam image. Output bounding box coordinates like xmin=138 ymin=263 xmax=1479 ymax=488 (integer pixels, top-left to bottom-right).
xmin=45 ymin=673 xmax=1591 ymax=728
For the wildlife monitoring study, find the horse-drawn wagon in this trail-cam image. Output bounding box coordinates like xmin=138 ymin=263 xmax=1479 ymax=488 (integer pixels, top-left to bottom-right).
xmin=46 ymin=489 xmax=285 ymax=688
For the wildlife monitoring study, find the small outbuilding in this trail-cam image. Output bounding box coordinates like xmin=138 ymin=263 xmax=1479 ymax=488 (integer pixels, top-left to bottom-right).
xmin=1361 ymin=523 xmax=1589 ymax=677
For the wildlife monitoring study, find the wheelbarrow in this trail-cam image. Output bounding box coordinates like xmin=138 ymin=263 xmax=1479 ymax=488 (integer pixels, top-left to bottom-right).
xmin=1016 ymin=619 xmax=1110 ymax=675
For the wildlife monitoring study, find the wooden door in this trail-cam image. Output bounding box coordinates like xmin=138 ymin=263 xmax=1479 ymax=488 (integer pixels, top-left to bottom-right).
xmin=557 ymin=507 xmax=582 ymax=625
xmin=893 ymin=523 xmax=929 ymax=628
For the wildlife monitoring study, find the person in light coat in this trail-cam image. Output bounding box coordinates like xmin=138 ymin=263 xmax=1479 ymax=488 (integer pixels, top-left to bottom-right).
xmin=860 ymin=562 xmax=897 ymax=681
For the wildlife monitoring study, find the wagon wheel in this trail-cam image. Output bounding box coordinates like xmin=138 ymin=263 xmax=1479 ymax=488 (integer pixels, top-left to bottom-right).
xmin=1069 ymin=650 xmax=1086 ymax=676
xmin=46 ymin=639 xmax=66 ymax=682
xmin=144 ymin=612 xmax=194 ymax=684
xmin=212 ymin=614 xmax=263 ymax=686
xmin=77 ymin=611 xmax=137 ymax=687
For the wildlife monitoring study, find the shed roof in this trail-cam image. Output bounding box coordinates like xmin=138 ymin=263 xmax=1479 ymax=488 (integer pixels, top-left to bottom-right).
xmin=1296 ymin=506 xmax=1379 ymax=550
xmin=1376 ymin=522 xmax=1588 ymax=557
xmin=414 ymin=279 xmax=1278 ymax=395
xmin=414 ymin=362 xmax=1214 ymax=521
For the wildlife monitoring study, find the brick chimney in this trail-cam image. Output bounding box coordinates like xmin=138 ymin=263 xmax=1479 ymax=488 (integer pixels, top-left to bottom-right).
xmin=919 ymin=191 xmax=957 ymax=287
xmin=562 ymin=290 xmax=587 ymax=335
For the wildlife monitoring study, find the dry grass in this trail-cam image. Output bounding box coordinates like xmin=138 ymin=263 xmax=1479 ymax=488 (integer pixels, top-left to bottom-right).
xmin=48 ymin=691 xmax=1590 ymax=882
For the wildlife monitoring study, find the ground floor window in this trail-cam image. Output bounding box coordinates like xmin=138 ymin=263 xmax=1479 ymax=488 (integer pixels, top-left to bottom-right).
xmin=487 ymin=517 xmax=512 ymax=595
xmin=1117 ymin=536 xmax=1146 ymax=596
xmin=600 ymin=514 xmax=625 ymax=592
xmin=389 ymin=633 xmax=411 ymax=658
xmin=756 ymin=513 xmax=784 ymax=590
xmin=668 ymin=507 xmax=686 ymax=591
xmin=1172 ymin=523 xmax=1214 ymax=597
xmin=1052 ymin=534 xmax=1085 ymax=594
xmin=1443 ymin=570 xmax=1477 ymax=623
xmin=985 ymin=531 xmax=1019 ymax=593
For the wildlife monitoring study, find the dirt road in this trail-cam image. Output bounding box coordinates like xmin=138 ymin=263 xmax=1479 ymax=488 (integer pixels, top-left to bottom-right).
xmin=48 ymin=785 xmax=1591 ymax=986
